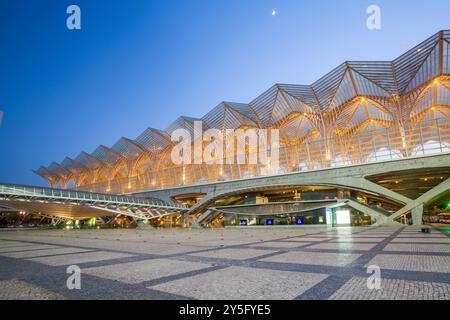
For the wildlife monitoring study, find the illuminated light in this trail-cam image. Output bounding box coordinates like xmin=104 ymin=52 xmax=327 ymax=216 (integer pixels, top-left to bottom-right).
xmin=361 ymin=98 xmax=366 ymax=102
xmin=326 ymin=208 xmax=333 ymax=225
xmin=433 ymin=80 xmax=439 ymax=85
xmin=395 ymin=180 xmax=399 ymax=184
xmin=336 ymin=210 xmax=351 ymax=225
xmin=303 ymin=112 xmax=307 ymax=116
xmin=89 ymin=217 xmax=96 ymax=227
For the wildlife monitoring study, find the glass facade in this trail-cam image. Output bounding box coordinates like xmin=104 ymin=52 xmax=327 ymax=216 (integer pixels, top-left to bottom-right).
xmin=223 ymin=207 xmax=372 ymax=227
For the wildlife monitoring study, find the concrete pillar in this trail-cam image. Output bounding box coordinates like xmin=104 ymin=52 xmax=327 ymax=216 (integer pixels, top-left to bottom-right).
xmin=181 ymin=212 xmax=190 ymax=228
xmin=373 ymin=214 xmax=388 ymax=226
xmin=411 ymin=204 xmax=424 ymax=226
xmin=190 ymin=221 xmax=202 ymax=229
xmin=196 ymin=209 xmax=215 ymax=225
xmin=137 ymin=220 xmax=152 ymax=230
xmin=389 ymin=177 xmax=450 ymax=222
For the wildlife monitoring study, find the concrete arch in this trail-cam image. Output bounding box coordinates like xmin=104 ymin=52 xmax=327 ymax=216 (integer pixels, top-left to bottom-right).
xmin=185 ymin=177 xmax=408 ymax=217
xmin=135 ymin=153 xmax=449 ymax=227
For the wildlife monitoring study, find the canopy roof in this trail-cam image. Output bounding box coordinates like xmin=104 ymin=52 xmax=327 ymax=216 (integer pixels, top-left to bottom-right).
xmin=202 ymin=102 xmax=258 ymax=130
xmin=37 ymin=30 xmax=450 ymax=186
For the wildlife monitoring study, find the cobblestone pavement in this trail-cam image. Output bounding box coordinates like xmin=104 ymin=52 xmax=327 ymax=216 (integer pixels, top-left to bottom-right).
xmin=0 ymin=226 xmax=449 ymax=300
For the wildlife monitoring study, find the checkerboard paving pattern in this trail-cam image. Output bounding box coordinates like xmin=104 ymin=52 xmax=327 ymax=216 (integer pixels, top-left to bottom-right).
xmin=0 ymin=225 xmax=449 ymax=300
xmin=28 ymin=251 xmax=134 ymax=266
xmin=260 ymin=251 xmax=361 ymax=267
xmin=150 ymin=266 xmax=328 ymax=300
xmin=0 ymin=279 xmax=65 ymax=300
xmin=366 ymin=254 xmax=450 ymax=273
xmin=307 ymin=242 xmax=377 ymax=251
xmin=383 ymin=243 xmax=450 ymax=253
xmin=82 ymin=258 xmax=214 ymax=284
xmin=329 ymin=277 xmax=450 ymax=300
xmin=0 ymin=247 xmax=92 ymax=259
xmin=189 ymin=248 xmax=276 ymax=260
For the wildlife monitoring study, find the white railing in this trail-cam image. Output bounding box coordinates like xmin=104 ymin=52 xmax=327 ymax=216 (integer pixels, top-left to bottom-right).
xmin=0 ymin=184 xmax=187 ymax=209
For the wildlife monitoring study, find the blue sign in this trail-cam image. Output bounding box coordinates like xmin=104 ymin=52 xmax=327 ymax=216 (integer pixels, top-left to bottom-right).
xmin=266 ymin=219 xmax=274 ymax=226
xmin=240 ymin=219 xmax=248 ymax=226
xmin=295 ymin=217 xmax=304 ymax=225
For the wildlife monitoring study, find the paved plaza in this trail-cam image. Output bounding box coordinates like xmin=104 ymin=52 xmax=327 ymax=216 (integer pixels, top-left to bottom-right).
xmin=0 ymin=226 xmax=449 ymax=300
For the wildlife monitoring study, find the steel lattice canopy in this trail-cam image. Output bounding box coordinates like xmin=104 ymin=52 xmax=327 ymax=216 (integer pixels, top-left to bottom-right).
xmin=74 ymin=151 xmax=104 ymax=170
xmin=135 ymin=128 xmax=172 ymax=153
xmin=91 ymin=145 xmax=124 ymax=165
xmin=61 ymin=157 xmax=88 ymax=175
xmin=111 ymin=137 xmax=147 ymax=161
xmin=35 ymin=30 xmax=450 ymax=193
xmin=202 ymin=102 xmax=259 ymax=130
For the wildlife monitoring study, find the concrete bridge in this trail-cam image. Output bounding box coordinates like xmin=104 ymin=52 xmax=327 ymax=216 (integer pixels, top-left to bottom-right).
xmin=0 ymin=183 xmax=188 ymax=223
xmin=135 ymin=153 xmax=450 ymax=226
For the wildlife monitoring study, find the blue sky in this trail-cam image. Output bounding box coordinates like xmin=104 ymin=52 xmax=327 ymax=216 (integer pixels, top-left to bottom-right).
xmin=0 ymin=0 xmax=449 ymax=186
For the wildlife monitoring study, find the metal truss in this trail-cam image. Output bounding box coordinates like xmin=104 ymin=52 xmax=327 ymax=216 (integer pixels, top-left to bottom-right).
xmin=37 ymin=213 xmax=70 ymax=225
xmin=0 ymin=184 xmax=188 ymax=221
